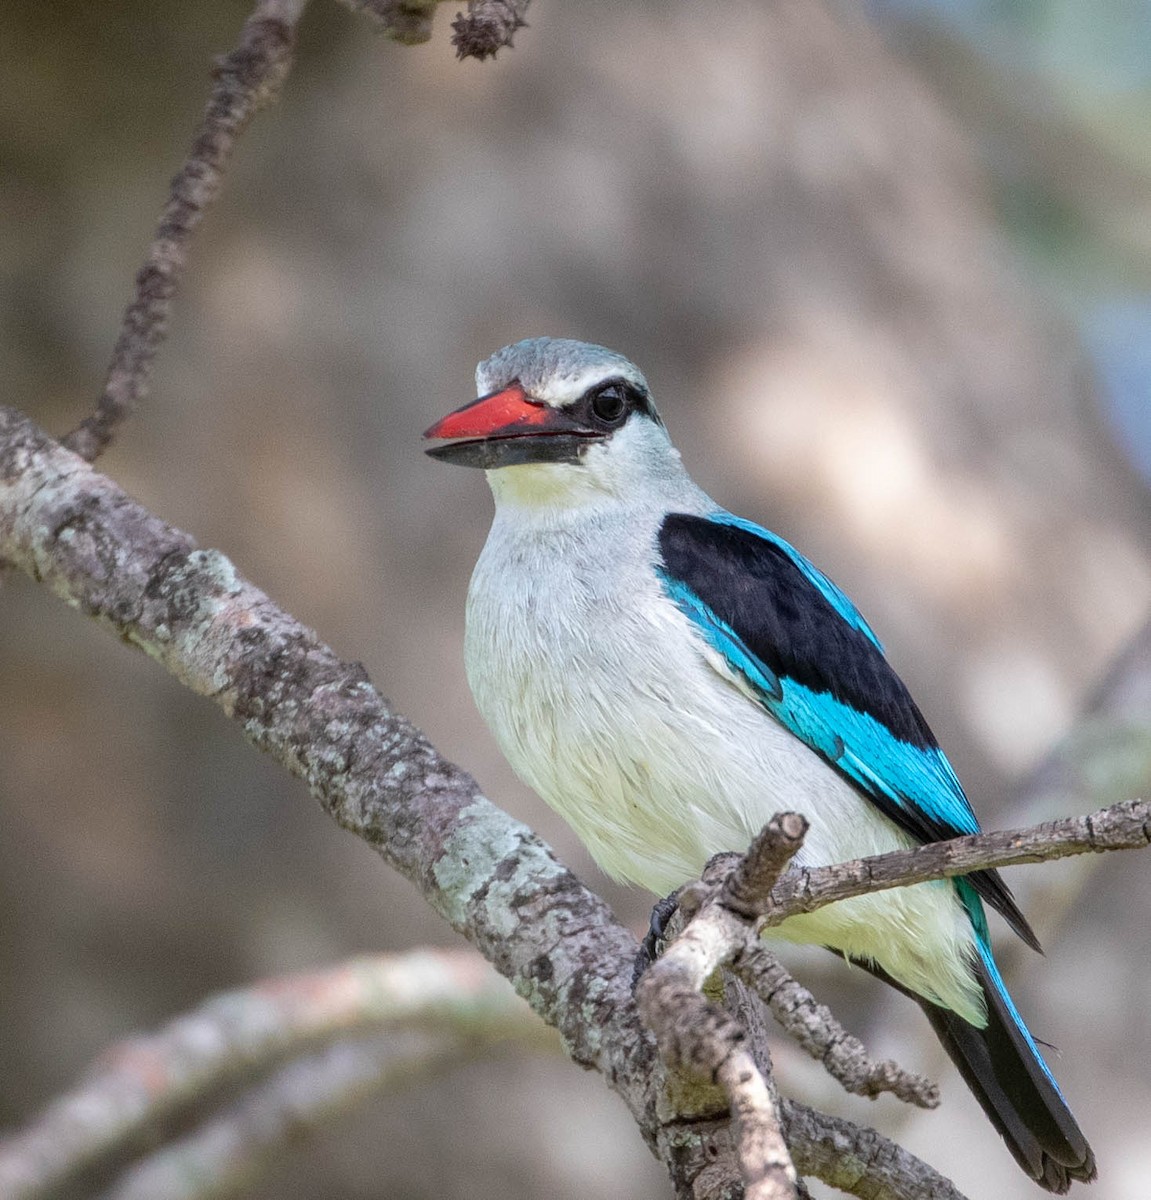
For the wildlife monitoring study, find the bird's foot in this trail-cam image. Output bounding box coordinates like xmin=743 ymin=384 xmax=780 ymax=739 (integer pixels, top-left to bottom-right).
xmin=632 ymin=891 xmax=681 ymax=991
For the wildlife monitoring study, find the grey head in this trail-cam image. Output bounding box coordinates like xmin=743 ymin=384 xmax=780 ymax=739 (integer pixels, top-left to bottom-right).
xmin=476 ymin=338 xmax=653 ymax=407
xmin=424 ymin=337 xmax=664 ymax=471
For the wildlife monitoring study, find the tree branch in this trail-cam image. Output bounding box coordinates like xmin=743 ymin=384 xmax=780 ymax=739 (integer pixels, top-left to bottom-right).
xmin=782 ymin=1100 xmax=968 ymax=1200
xmin=100 ymin=1029 xmax=523 ymax=1200
xmin=734 ymin=943 xmax=938 ymax=1109
xmin=0 ymin=405 xmax=678 ymax=1176
xmin=57 ymin=0 xmax=535 ymax=464
xmin=637 ymin=816 xmax=944 ymax=1199
xmin=767 ymin=798 xmax=1151 ymax=925
xmin=0 ymin=950 xmax=548 ymax=1200
xmin=62 ymin=0 xmax=308 ymax=463
xmin=637 ymin=817 xmax=809 ymax=1200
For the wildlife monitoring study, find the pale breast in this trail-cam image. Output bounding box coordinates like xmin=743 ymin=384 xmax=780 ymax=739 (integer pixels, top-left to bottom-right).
xmin=462 ymin=506 xmax=984 ymax=1024
xmin=464 ymin=508 xmax=873 ymax=890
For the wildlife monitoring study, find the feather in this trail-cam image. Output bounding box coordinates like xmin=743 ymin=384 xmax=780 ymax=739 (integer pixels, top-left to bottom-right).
xmin=657 ymin=510 xmax=1041 ymax=951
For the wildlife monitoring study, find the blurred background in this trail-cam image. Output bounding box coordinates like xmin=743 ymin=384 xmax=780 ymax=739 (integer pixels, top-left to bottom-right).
xmin=2 ymin=0 xmax=1150 ymax=1196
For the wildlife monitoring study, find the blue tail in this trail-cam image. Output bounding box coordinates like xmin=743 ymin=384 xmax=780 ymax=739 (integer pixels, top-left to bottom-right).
xmin=926 ymin=883 xmax=1096 ymax=1192
xmin=854 ymin=883 xmax=1095 ymax=1192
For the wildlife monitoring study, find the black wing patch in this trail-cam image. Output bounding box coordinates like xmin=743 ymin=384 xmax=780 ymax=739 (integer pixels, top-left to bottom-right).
xmin=657 ymin=512 xmax=1039 ymax=951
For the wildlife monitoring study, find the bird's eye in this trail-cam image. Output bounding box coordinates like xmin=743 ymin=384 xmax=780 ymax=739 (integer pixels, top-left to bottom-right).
xmin=589 ymin=382 xmax=628 ymax=424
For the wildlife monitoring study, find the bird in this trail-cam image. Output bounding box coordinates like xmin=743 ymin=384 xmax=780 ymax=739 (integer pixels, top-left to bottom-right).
xmin=423 ymin=336 xmax=1095 ymax=1192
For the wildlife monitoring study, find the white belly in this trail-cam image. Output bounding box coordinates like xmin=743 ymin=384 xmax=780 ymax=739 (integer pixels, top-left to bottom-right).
xmin=465 ymin=512 xmax=984 ymax=1024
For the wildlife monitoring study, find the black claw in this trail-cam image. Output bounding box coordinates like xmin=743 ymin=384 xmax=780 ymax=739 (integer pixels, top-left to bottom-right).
xmin=632 ymin=891 xmax=681 ymax=991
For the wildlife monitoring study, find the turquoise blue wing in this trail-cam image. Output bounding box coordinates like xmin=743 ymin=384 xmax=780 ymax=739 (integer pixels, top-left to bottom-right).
xmin=658 ymin=510 xmax=1038 ymax=948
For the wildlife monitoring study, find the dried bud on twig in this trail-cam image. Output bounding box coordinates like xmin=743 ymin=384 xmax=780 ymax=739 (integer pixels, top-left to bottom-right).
xmin=451 ymin=0 xmax=531 ymax=60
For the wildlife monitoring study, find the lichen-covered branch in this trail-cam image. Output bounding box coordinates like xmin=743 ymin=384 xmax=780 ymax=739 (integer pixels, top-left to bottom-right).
xmin=637 ymin=816 xmax=808 ymax=1200
xmin=0 ymin=950 xmax=549 ymax=1200
xmin=0 ymin=401 xmax=654 ymax=1128
xmin=62 ymin=0 xmax=308 ymax=463
xmin=636 ymin=816 xmax=946 ymax=1199
xmin=719 ymin=1049 xmax=797 ymax=1200
xmin=0 ymin=406 xmax=698 ymax=1185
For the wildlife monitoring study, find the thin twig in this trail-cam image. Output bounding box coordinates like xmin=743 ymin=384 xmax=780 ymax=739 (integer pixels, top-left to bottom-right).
xmin=62 ymin=0 xmax=307 ymax=463
xmin=717 ymin=1049 xmax=797 ymax=1200
xmin=638 ymin=814 xmax=943 ymax=1196
xmin=767 ymin=797 xmax=1151 ymax=925
xmin=735 ymin=942 xmax=938 ymax=1108
xmin=724 ymin=813 xmax=809 ymax=918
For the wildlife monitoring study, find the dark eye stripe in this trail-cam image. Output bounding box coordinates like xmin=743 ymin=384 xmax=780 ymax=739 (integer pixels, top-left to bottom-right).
xmin=576 ymin=377 xmax=661 ymax=429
